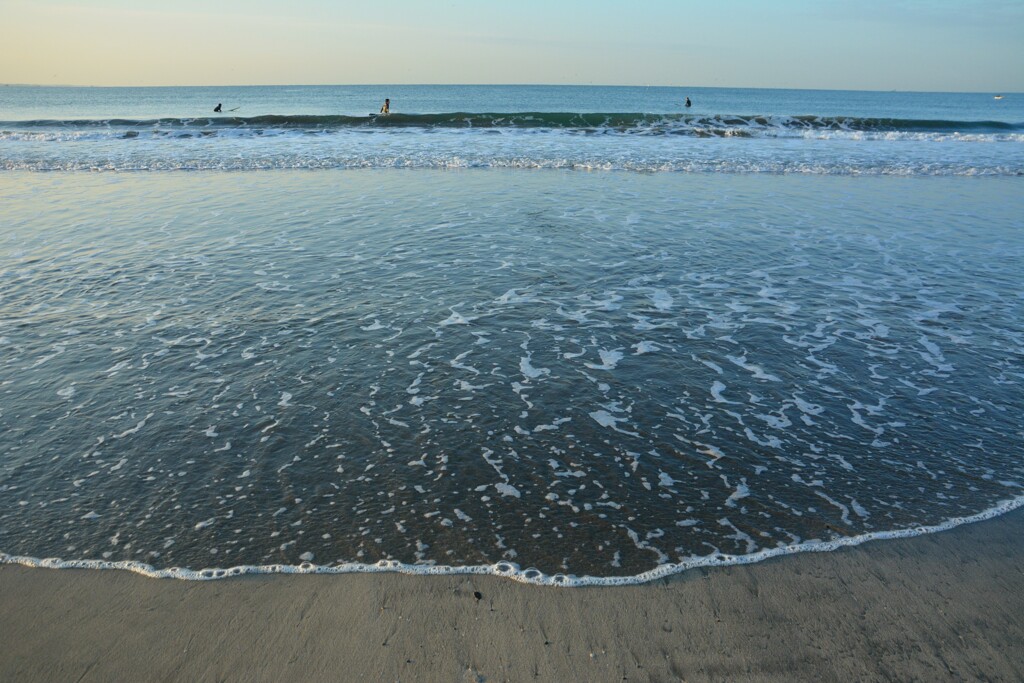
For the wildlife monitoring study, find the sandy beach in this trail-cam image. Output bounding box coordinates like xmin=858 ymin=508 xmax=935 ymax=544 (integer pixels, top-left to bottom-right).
xmin=2 ymin=508 xmax=1022 ymax=682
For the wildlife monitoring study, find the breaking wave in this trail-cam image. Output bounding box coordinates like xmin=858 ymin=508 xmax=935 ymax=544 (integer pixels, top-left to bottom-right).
xmin=2 ymin=111 xmax=1022 ymax=175
xmin=3 ymin=112 xmax=1023 ymax=136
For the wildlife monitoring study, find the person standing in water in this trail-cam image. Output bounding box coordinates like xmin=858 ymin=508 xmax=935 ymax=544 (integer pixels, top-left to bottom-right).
xmin=380 ymin=98 xmax=390 ymax=115
xmin=685 ymin=97 xmax=692 ymax=108
xmin=214 ymin=103 xmax=222 ymax=113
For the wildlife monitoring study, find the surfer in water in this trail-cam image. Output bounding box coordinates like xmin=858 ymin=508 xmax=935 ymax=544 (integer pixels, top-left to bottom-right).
xmin=214 ymin=103 xmax=222 ymax=113
xmin=380 ymin=98 xmax=390 ymax=115
xmin=685 ymin=97 xmax=692 ymax=108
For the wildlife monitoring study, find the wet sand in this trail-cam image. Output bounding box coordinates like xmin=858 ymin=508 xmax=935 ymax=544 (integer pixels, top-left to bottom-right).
xmin=2 ymin=508 xmax=1023 ymax=682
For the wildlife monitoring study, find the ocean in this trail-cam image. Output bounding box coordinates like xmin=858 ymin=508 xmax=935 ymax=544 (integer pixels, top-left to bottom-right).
xmin=1 ymin=85 xmax=1022 ymax=585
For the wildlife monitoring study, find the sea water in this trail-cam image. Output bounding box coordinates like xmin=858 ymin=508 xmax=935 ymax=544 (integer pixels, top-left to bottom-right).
xmin=1 ymin=86 xmax=1022 ymax=584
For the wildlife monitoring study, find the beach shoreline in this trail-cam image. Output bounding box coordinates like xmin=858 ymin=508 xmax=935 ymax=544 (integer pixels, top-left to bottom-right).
xmin=3 ymin=507 xmax=1022 ymax=682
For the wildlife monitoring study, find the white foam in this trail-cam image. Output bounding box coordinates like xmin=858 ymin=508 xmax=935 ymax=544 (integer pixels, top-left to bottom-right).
xmin=7 ymin=494 xmax=1019 ymax=586
xmin=724 ymin=478 xmax=750 ymax=507
xmin=726 ymin=354 xmax=781 ymax=382
xmin=440 ymin=309 xmax=476 ymax=326
xmin=815 ymin=491 xmax=852 ymax=526
xmin=850 ymin=499 xmax=870 ymax=519
xmin=519 ymin=354 xmax=549 ymax=379
xmin=718 ymin=517 xmax=757 ymax=554
xmin=693 ymin=355 xmax=724 ymax=374
xmin=494 ymin=483 xmax=521 ymax=498
xmin=589 ymin=410 xmax=640 ymax=437
xmin=710 ymin=381 xmax=737 ymax=404
xmin=6 ymin=149 xmax=1019 ymax=176
xmin=633 ymin=341 xmax=659 ymax=354
xmin=585 ymin=349 xmax=624 ymax=371
xmin=112 ymin=413 xmax=154 ymax=439
xmin=257 ymin=282 xmax=292 ymax=292
xmin=495 ymin=289 xmax=537 ymax=304
xmin=649 ymin=289 xmax=674 ymax=311
xmin=697 ymin=442 xmax=725 ymax=467
xmin=794 ymin=397 xmax=824 ymax=416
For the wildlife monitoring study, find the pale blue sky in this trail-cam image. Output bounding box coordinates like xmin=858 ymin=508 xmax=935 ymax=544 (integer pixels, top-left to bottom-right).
xmin=2 ymin=0 xmax=1021 ymax=91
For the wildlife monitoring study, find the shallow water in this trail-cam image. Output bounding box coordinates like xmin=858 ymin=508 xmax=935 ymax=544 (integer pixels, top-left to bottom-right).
xmin=1 ymin=170 xmax=1021 ymax=580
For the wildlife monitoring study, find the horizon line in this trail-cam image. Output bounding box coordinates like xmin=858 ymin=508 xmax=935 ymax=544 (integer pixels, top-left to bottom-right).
xmin=1 ymin=83 xmax=1018 ymax=96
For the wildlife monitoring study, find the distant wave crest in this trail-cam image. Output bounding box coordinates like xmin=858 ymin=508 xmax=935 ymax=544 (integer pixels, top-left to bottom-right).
xmin=3 ymin=112 xmax=1023 ymax=136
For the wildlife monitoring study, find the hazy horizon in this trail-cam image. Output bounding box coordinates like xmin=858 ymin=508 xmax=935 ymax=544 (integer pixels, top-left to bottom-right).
xmin=2 ymin=83 xmax=1020 ymax=95
xmin=2 ymin=1 xmax=1022 ymax=93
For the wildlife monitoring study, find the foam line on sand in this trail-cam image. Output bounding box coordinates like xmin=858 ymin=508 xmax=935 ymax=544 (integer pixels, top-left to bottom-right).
xmin=3 ymin=508 xmax=1024 ymax=681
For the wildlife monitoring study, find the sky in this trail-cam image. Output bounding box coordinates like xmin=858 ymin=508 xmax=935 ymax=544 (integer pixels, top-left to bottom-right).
xmin=1 ymin=0 xmax=1021 ymax=91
